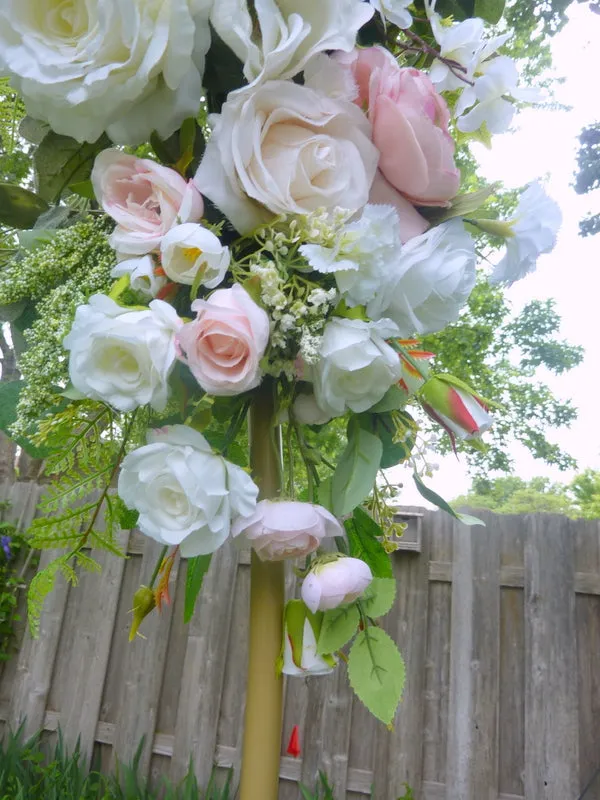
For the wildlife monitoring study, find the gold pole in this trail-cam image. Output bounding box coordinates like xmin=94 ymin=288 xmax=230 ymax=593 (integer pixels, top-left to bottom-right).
xmin=239 ymin=379 xmax=284 ymax=800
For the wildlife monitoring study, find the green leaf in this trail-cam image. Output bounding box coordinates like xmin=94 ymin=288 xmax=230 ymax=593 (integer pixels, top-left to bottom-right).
xmin=317 ymin=476 xmax=334 ymax=513
xmin=361 ymin=578 xmax=396 ymax=619
xmin=184 ymin=554 xmax=212 ymax=623
xmin=0 ymin=183 xmax=49 ymax=229
xmin=347 ymin=626 xmax=405 ymax=725
xmin=345 ymin=507 xmax=393 ymax=579
xmin=358 ymin=412 xmax=415 ymax=470
xmin=317 ymin=604 xmax=360 ymax=655
xmin=0 ymin=380 xmax=49 ymax=458
xmin=369 ymin=386 xmax=408 ymax=413
xmin=474 ymin=0 xmax=505 ymax=23
xmin=412 ymin=472 xmax=485 ymax=526
xmin=332 ymin=419 xmax=383 ymax=516
xmin=34 ymin=130 xmax=110 ymax=203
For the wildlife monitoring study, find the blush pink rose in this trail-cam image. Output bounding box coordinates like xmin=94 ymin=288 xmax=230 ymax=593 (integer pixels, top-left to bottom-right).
xmin=231 ymin=500 xmax=343 ymax=562
xmin=92 ymin=149 xmax=204 ymax=256
xmin=339 ymin=47 xmax=460 ymax=207
xmin=176 ymin=284 xmax=269 ymax=396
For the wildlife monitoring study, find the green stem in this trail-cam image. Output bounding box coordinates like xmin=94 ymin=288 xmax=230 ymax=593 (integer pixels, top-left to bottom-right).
xmin=149 ymin=545 xmax=169 ymax=589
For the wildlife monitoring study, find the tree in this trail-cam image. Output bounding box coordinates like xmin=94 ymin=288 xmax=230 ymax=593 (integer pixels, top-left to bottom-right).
xmin=454 ymin=470 xmax=600 ymax=518
xmin=574 ymin=121 xmax=600 ymax=237
xmin=424 ymin=283 xmax=583 ymax=474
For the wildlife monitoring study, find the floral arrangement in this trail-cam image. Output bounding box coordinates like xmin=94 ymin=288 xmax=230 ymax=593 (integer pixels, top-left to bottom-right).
xmin=0 ymin=1 xmax=561 ymax=795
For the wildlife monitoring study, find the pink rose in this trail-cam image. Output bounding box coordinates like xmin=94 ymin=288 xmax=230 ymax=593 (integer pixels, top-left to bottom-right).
xmin=339 ymin=47 xmax=460 ymax=207
xmin=231 ymin=500 xmax=343 ymax=562
xmin=301 ymin=556 xmax=373 ymax=613
xmin=176 ymin=284 xmax=269 ymax=396
xmin=92 ymin=149 xmax=204 ymax=256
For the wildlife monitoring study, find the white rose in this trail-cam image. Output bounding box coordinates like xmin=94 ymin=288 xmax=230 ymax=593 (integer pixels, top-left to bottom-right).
xmin=367 ymin=219 xmax=476 ymax=336
xmin=194 ymin=81 xmax=379 ymax=234
xmin=300 ymin=204 xmax=403 ymax=308
xmin=111 ymin=255 xmax=167 ymax=300
xmin=369 ymin=0 xmax=413 ymax=29
xmin=118 ymin=425 xmax=258 ymax=558
xmin=0 ymin=1 xmax=212 ymax=144
xmin=490 ymin=182 xmax=561 ymax=286
xmin=210 ymin=0 xmax=373 ymax=86
xmin=63 ymin=294 xmax=181 ymax=412
xmin=160 ymin=223 xmax=230 ymax=288
xmin=311 ymin=317 xmax=402 ymax=418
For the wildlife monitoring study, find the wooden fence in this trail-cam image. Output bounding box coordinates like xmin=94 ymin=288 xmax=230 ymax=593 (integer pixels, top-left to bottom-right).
xmin=0 ymin=476 xmax=599 ymax=800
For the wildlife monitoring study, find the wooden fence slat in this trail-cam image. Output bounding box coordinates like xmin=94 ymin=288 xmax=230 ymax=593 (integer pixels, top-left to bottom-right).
xmin=445 ymin=511 xmax=500 ymax=800
xmin=110 ymin=539 xmax=180 ymax=776
xmin=524 ymin=515 xmax=579 ymax=799
xmin=300 ymin=663 xmax=354 ymax=795
xmin=57 ymin=528 xmax=130 ymax=766
xmin=170 ymin=540 xmax=238 ymax=784
xmin=373 ymin=518 xmax=431 ymax=799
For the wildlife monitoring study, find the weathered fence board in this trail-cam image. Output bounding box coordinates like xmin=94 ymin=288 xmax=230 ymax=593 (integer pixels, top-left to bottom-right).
xmin=0 ymin=490 xmax=598 ymax=799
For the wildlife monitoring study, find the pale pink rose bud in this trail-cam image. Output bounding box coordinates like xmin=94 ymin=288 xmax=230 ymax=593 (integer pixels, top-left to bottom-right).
xmin=337 ymin=47 xmax=460 ymax=207
xmin=176 ymin=284 xmax=269 ymax=396
xmin=231 ymin=500 xmax=343 ymax=562
xmin=91 ymin=149 xmax=204 ymax=256
xmin=301 ymin=557 xmax=373 ymax=614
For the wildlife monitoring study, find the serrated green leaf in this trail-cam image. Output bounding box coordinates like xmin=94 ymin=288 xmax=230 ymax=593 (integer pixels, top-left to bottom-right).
xmin=412 ymin=472 xmax=485 ymax=526
xmin=348 ymin=626 xmax=405 ymax=725
xmin=317 ymin=604 xmax=360 ymax=655
xmin=184 ymin=554 xmax=212 ymax=623
xmin=345 ymin=507 xmax=393 ymax=579
xmin=474 ymin=0 xmax=505 ymax=23
xmin=361 ymin=578 xmax=396 ymax=619
xmin=0 ymin=183 xmax=49 ymax=229
xmin=332 ymin=420 xmax=382 ymax=516
xmin=34 ymin=130 xmax=109 ymax=203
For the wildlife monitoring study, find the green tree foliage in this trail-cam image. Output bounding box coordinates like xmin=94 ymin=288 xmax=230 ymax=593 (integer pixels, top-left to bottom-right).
xmin=574 ymin=121 xmax=600 ymax=237
xmin=455 ymin=469 xmax=600 ymax=517
xmin=424 ymin=282 xmax=583 ymax=473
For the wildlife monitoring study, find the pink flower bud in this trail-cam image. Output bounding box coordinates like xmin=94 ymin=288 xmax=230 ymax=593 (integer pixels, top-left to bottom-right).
xmin=301 ymin=556 xmax=373 ymax=614
xmin=231 ymin=500 xmax=343 ymax=562
xmin=420 ymin=375 xmax=493 ymax=446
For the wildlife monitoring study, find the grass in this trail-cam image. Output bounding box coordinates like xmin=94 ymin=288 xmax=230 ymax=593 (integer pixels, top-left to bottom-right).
xmin=0 ymin=726 xmax=232 ymax=800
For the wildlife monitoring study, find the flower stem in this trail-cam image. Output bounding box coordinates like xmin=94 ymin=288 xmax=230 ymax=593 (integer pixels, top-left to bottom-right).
xmin=239 ymin=379 xmax=284 ymax=800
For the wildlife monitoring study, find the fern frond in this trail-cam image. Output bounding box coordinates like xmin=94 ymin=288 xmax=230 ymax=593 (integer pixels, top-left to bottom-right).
xmin=27 ymin=554 xmax=78 ymax=637
xmin=74 ymin=551 xmax=102 ymax=574
xmin=39 ymin=463 xmax=114 ymax=513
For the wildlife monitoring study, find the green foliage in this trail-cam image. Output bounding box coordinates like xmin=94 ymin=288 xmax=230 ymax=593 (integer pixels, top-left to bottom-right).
xmin=455 ymin=471 xmax=600 ymax=518
xmin=184 ymin=555 xmax=212 ymax=624
xmin=425 ymin=281 xmax=583 ymax=473
xmin=344 ymin=508 xmax=393 ymax=580
xmin=0 ymin=726 xmax=234 ymax=799
xmin=26 ymin=403 xmax=140 ymax=635
xmin=298 ymin=772 xmax=336 ymax=800
xmin=316 ymin=604 xmax=360 ymax=655
xmin=347 ymin=626 xmax=405 ymax=725
xmin=34 ymin=130 xmax=110 ymax=203
xmin=0 ymin=515 xmax=29 ymax=662
xmin=574 ymin=121 xmax=600 ymax=238
xmin=331 ymin=420 xmax=383 ymax=517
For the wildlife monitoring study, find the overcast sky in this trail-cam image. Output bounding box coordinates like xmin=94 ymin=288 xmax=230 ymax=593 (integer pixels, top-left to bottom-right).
xmin=392 ymin=2 xmax=600 ymax=504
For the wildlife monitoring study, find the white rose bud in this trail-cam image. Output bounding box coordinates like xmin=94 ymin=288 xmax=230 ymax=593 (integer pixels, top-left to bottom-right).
xmin=281 ymin=600 xmax=337 ymax=677
xmin=301 ymin=556 xmax=373 ymax=614
xmin=118 ymin=425 xmax=258 ymax=558
xmin=160 ymin=223 xmax=230 ymax=288
xmin=63 ymin=294 xmax=181 ymax=412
